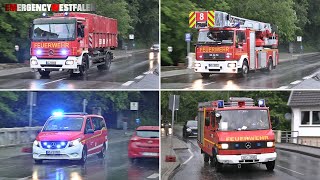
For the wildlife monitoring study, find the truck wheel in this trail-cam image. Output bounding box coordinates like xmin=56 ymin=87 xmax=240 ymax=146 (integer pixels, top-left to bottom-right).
xmin=38 ymin=70 xmax=50 ymax=77
xmin=267 ymin=59 xmax=273 ymax=72
xmin=266 ymin=160 xmax=275 ymax=171
xmin=34 ymin=159 xmax=43 ymax=164
xmin=240 ymin=61 xmax=249 ymax=77
xmin=201 ymin=73 xmax=210 ymax=79
xmin=204 ymin=153 xmax=210 ymax=163
xmin=212 ymin=155 xmax=223 ymax=172
xmin=79 ymin=146 xmax=87 ymax=164
xmin=80 ymin=55 xmax=89 ymax=76
xmin=98 ymin=53 xmax=111 ymax=71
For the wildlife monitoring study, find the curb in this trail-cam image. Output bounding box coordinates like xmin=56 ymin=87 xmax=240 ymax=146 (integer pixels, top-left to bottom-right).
xmin=162 ymin=159 xmax=180 ymax=180
xmin=276 ymin=146 xmax=320 ymax=159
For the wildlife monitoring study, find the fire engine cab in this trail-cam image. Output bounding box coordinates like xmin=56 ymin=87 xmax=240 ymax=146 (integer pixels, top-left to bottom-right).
xmin=197 ymin=97 xmax=277 ymax=171
xmin=189 ymin=11 xmax=279 ymax=78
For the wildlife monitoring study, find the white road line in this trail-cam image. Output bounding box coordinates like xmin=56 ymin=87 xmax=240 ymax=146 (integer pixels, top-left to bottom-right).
xmin=303 ymin=75 xmax=313 ymax=80
xmin=277 ymin=165 xmax=304 ymax=176
xmin=183 ymin=148 xmax=194 ymax=165
xmin=42 ymin=78 xmax=66 ymax=85
xmin=134 ymin=75 xmax=144 ymax=80
xmin=147 ymin=173 xmax=159 ymax=179
xmin=278 ymin=86 xmax=289 ymax=89
xmin=203 ymin=82 xmax=215 ymax=86
xmin=290 ymin=80 xmax=302 ymax=85
xmin=122 ymin=81 xmax=134 ymax=86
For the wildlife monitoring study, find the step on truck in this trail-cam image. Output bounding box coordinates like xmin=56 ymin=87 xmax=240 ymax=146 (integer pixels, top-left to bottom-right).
xmin=189 ymin=11 xmax=279 ymax=79
xmin=29 ymin=12 xmax=118 ymax=77
xmin=197 ymin=97 xmax=277 ymax=171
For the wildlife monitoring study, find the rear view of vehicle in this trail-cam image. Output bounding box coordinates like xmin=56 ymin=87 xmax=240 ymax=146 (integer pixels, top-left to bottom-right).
xmin=128 ymin=126 xmax=159 ymax=162
xmin=183 ymin=120 xmax=198 ymax=138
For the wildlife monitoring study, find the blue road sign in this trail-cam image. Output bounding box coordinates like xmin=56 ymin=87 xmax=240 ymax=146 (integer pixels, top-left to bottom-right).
xmin=136 ymin=118 xmax=140 ymax=125
xmin=185 ymin=33 xmax=191 ymax=42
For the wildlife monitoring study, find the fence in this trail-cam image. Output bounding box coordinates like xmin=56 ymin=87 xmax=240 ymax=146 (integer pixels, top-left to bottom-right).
xmin=0 ymin=127 xmax=42 ymax=147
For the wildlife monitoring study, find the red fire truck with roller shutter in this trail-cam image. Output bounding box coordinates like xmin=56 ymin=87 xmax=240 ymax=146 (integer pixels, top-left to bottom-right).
xmin=197 ymin=97 xmax=277 ymax=171
xmin=189 ymin=11 xmax=278 ymax=79
xmin=30 ymin=12 xmax=117 ymax=77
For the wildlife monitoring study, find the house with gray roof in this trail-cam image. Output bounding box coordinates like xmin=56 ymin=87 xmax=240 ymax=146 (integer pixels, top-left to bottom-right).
xmin=288 ymin=91 xmax=320 ymax=146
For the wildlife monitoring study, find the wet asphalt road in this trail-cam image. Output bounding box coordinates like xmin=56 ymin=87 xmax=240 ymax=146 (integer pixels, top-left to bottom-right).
xmin=0 ymin=139 xmax=159 ymax=180
xmin=161 ymin=54 xmax=320 ymax=89
xmin=171 ymin=127 xmax=320 ymax=180
xmin=0 ymin=52 xmax=159 ymax=89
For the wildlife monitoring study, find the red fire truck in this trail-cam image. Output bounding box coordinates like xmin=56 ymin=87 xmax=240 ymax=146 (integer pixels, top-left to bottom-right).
xmin=189 ymin=11 xmax=278 ymax=78
xmin=197 ymin=97 xmax=277 ymax=171
xmin=29 ymin=12 xmax=117 ymax=77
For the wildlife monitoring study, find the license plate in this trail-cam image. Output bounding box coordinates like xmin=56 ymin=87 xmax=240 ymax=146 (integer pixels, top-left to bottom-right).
xmin=142 ymin=152 xmax=158 ymax=156
xmin=208 ymin=64 xmax=219 ymax=68
xmin=46 ymin=151 xmax=60 ymax=155
xmin=46 ymin=61 xmax=56 ymax=65
xmin=241 ymin=154 xmax=257 ymax=160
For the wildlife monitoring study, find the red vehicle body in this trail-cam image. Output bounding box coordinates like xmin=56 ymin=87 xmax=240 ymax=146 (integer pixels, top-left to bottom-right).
xmin=197 ymin=97 xmax=277 ymax=171
xmin=30 ymin=12 xmax=118 ymax=77
xmin=128 ymin=126 xmax=159 ymax=161
xmin=33 ymin=112 xmax=108 ymax=164
xmin=190 ymin=11 xmax=278 ymax=78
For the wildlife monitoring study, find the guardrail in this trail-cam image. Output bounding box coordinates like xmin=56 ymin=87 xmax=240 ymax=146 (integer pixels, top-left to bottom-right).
xmin=0 ymin=127 xmax=42 ymax=147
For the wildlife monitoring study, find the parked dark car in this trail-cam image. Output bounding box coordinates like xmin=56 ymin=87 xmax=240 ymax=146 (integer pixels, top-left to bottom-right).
xmin=183 ymin=120 xmax=198 ymax=138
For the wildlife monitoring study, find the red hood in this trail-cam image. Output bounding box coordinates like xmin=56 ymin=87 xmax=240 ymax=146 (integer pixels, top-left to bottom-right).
xmin=36 ymin=131 xmax=83 ymax=141
xmin=217 ymin=129 xmax=275 ymax=142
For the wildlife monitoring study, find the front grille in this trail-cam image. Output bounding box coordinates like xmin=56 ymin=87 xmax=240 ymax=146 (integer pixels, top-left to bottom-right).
xmin=227 ymin=141 xmax=268 ymax=150
xmin=41 ymin=141 xmax=68 ymax=149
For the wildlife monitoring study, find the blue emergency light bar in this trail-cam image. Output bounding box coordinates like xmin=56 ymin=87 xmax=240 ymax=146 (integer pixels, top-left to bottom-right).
xmin=258 ymin=99 xmax=266 ymax=107
xmin=217 ymin=100 xmax=224 ymax=108
xmin=52 ymin=110 xmax=64 ymax=117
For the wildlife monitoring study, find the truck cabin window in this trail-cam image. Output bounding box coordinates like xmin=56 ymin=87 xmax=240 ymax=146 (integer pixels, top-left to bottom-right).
xmin=217 ymin=110 xmax=269 ymax=131
xmin=32 ymin=23 xmax=75 ymax=41
xmin=198 ymin=30 xmax=234 ymax=45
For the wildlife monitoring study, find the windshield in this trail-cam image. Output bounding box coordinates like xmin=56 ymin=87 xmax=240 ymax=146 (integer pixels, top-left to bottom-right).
xmin=187 ymin=121 xmax=198 ymax=127
xmin=32 ymin=23 xmax=76 ymax=41
xmin=136 ymin=130 xmax=159 ymax=138
xmin=198 ymin=30 xmax=234 ymax=45
xmin=153 ymin=44 xmax=159 ymax=48
xmin=43 ymin=117 xmax=84 ymax=131
xmin=218 ymin=110 xmax=270 ymax=131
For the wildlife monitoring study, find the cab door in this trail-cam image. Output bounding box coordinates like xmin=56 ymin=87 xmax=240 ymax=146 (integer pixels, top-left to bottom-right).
xmin=83 ymin=118 xmax=95 ymax=154
xmin=235 ymin=30 xmax=247 ymax=61
xmin=91 ymin=116 xmax=104 ymax=154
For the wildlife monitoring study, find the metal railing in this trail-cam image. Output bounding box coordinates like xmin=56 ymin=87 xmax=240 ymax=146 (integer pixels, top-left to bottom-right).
xmin=280 ymin=131 xmax=299 ymax=143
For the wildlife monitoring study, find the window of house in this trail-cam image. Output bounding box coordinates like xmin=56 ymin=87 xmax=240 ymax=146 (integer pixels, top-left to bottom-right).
xmin=312 ymin=111 xmax=320 ymax=125
xmin=301 ymin=111 xmax=310 ymax=125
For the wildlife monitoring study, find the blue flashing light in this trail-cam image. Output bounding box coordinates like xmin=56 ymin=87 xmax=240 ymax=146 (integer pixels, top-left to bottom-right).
xmin=61 ymin=142 xmax=66 ymax=146
xmin=258 ymin=99 xmax=265 ymax=107
xmin=61 ymin=49 xmax=68 ymax=56
xmin=36 ymin=49 xmax=42 ymax=56
xmin=217 ymin=100 xmax=224 ymax=108
xmin=64 ymin=12 xmax=69 ymax=16
xmin=42 ymin=12 xmax=47 ymax=17
xmin=43 ymin=142 xmax=47 ymax=146
xmin=56 ymin=145 xmax=61 ymax=149
xmin=235 ymin=143 xmax=240 ymax=148
xmin=257 ymin=142 xmax=261 ymax=147
xmin=52 ymin=110 xmax=64 ymax=117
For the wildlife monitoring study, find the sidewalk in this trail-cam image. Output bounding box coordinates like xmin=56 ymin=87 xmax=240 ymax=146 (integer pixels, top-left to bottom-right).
xmin=0 ymin=128 xmax=134 ymax=160
xmin=0 ymin=49 xmax=148 ymax=77
xmin=161 ymin=52 xmax=320 ymax=78
xmin=276 ymin=143 xmax=320 ymax=159
xmin=161 ymin=135 xmax=188 ymax=180
xmin=127 ymin=66 xmax=159 ymax=89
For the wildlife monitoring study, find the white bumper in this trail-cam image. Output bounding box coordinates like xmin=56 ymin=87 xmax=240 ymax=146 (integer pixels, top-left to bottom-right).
xmin=217 ymin=152 xmax=277 ymax=164
xmin=193 ymin=60 xmax=241 ymax=74
xmin=30 ymin=56 xmax=81 ymax=71
xmin=33 ymin=143 xmax=84 ymax=160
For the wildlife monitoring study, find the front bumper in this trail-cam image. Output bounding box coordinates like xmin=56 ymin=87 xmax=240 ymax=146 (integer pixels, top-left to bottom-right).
xmin=217 ymin=152 xmax=277 ymax=164
xmin=193 ymin=60 xmax=241 ymax=74
xmin=33 ymin=143 xmax=84 ymax=160
xmin=30 ymin=56 xmax=81 ymax=71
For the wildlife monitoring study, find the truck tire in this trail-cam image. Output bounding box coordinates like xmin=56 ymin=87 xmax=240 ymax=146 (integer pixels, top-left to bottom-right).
xmin=38 ymin=70 xmax=50 ymax=77
xmin=204 ymin=153 xmax=210 ymax=162
xmin=240 ymin=61 xmax=249 ymax=77
xmin=266 ymin=160 xmax=275 ymax=171
xmin=97 ymin=53 xmax=111 ymax=71
xmin=79 ymin=55 xmax=89 ymax=76
xmin=267 ymin=59 xmax=273 ymax=72
xmin=201 ymin=73 xmax=210 ymax=79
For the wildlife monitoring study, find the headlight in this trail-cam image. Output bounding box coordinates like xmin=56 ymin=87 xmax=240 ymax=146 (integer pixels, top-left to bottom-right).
xmin=161 ymin=123 xmax=164 ymax=126
xmin=221 ymin=143 xmax=229 ymax=149
xmin=31 ymin=60 xmax=38 ymax=65
xmin=187 ymin=128 xmax=192 ymax=132
xmin=33 ymin=140 xmax=39 ymax=147
xmin=267 ymin=141 xmax=274 ymax=147
xmin=69 ymin=138 xmax=81 ymax=147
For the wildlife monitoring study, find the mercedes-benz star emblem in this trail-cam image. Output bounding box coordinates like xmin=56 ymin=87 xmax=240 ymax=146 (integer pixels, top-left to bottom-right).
xmin=49 ymin=50 xmax=54 ymax=55
xmin=51 ymin=142 xmax=56 ymax=146
xmin=245 ymin=142 xmax=251 ymax=149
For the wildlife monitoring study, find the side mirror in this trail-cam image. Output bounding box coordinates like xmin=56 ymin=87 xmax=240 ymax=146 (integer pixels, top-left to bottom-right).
xmin=205 ymin=117 xmax=210 ymax=126
xmin=81 ymin=25 xmax=85 ymax=38
xmin=86 ymin=129 xmax=94 ymax=134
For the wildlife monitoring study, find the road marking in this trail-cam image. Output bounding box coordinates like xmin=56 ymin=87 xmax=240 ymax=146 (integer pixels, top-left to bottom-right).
xmin=277 ymin=165 xmax=304 ymax=176
xmin=122 ymin=81 xmax=134 ymax=86
xmin=42 ymin=78 xmax=66 ymax=85
xmin=147 ymin=173 xmax=159 ymax=179
xmin=303 ymin=75 xmax=313 ymax=80
xmin=278 ymin=86 xmax=289 ymax=89
xmin=183 ymin=148 xmax=194 ymax=165
xmin=134 ymin=75 xmax=144 ymax=79
xmin=203 ymin=82 xmax=215 ymax=86
xmin=290 ymin=80 xmax=302 ymax=85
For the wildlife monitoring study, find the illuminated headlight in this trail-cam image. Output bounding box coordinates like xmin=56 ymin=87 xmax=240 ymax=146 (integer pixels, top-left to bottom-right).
xmin=187 ymin=128 xmax=192 ymax=132
xmin=61 ymin=49 xmax=68 ymax=56
xmin=267 ymin=141 xmax=274 ymax=147
xmin=33 ymin=140 xmax=40 ymax=147
xmin=199 ymin=55 xmax=203 ymax=58
xmin=221 ymin=143 xmax=229 ymax=149
xmin=31 ymin=60 xmax=38 ymax=65
xmin=227 ymin=63 xmax=236 ymax=68
xmin=65 ymin=60 xmax=74 ymax=65
xmin=69 ymin=138 xmax=81 ymax=147
xmin=195 ymin=63 xmax=201 ymax=67
xmin=161 ymin=123 xmax=164 ymax=126
xmin=36 ymin=49 xmax=42 ymax=56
